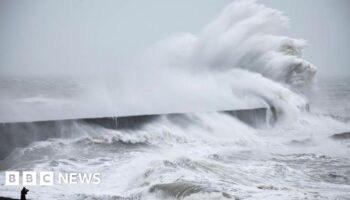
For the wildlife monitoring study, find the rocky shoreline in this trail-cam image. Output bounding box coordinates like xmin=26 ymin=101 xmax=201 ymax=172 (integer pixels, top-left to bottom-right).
xmin=0 ymin=197 xmax=17 ymax=200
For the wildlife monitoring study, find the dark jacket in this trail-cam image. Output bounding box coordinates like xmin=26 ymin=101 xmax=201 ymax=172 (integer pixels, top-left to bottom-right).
xmin=20 ymin=187 xmax=28 ymax=200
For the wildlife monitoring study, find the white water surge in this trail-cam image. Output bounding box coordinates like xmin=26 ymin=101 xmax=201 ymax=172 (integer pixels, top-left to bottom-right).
xmin=0 ymin=0 xmax=349 ymax=200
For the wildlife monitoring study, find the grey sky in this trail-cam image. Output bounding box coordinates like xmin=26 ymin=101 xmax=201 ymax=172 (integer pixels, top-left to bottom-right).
xmin=0 ymin=0 xmax=349 ymax=78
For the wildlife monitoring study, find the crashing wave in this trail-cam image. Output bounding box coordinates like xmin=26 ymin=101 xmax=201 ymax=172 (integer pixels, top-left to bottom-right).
xmin=151 ymin=0 xmax=316 ymax=92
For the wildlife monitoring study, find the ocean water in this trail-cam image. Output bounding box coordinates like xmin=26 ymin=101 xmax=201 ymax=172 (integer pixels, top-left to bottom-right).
xmin=1 ymin=1 xmax=350 ymax=199
xmin=311 ymin=78 xmax=350 ymax=121
xmin=0 ymin=77 xmax=349 ymax=200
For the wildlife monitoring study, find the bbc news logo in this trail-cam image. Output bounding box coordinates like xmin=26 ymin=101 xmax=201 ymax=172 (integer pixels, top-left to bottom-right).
xmin=5 ymin=171 xmax=101 ymax=186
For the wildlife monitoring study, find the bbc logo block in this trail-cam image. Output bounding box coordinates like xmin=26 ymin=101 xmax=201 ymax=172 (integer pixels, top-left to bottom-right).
xmin=5 ymin=171 xmax=19 ymax=185
xmin=5 ymin=171 xmax=54 ymax=186
xmin=23 ymin=171 xmax=36 ymax=186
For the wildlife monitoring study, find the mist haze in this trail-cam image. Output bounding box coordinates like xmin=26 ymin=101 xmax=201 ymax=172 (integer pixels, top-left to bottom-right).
xmin=1 ymin=1 xmax=350 ymax=200
xmin=0 ymin=0 xmax=316 ymax=122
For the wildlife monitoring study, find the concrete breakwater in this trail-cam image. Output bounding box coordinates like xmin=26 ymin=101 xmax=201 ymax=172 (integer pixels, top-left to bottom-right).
xmin=0 ymin=107 xmax=275 ymax=160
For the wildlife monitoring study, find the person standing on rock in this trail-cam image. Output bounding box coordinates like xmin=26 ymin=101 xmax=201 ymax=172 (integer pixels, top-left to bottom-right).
xmin=20 ymin=187 xmax=29 ymax=200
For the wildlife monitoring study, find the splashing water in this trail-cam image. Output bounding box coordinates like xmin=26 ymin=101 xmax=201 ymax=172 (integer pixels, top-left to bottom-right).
xmin=0 ymin=1 xmax=349 ymax=200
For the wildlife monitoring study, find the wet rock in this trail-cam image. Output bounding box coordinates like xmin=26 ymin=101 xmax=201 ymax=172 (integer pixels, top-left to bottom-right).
xmin=331 ymin=132 xmax=350 ymax=140
xmin=0 ymin=197 xmax=17 ymax=200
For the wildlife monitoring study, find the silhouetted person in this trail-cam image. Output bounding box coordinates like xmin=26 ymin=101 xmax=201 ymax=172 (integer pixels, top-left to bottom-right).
xmin=20 ymin=187 xmax=29 ymax=200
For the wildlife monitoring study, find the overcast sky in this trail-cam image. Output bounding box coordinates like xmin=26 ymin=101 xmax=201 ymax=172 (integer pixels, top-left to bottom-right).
xmin=0 ymin=0 xmax=349 ymax=78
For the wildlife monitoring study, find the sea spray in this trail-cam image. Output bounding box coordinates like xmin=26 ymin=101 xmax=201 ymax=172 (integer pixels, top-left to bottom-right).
xmin=1 ymin=1 xmax=350 ymax=200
